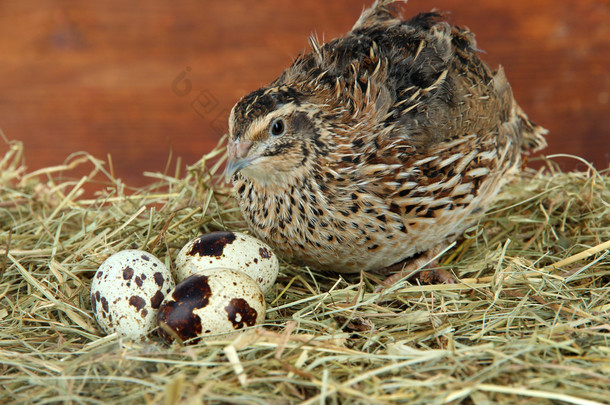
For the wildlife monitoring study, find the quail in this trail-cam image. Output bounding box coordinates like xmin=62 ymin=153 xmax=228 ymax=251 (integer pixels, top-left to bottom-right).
xmin=225 ymin=0 xmax=547 ymax=280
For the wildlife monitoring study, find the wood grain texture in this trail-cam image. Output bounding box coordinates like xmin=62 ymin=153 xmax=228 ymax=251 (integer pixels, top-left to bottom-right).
xmin=0 ymin=0 xmax=608 ymax=187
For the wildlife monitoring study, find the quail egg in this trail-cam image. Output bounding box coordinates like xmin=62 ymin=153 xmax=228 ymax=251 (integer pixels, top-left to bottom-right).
xmin=157 ymin=268 xmax=266 ymax=343
xmin=90 ymin=249 xmax=175 ymax=340
xmin=175 ymin=231 xmax=279 ymax=294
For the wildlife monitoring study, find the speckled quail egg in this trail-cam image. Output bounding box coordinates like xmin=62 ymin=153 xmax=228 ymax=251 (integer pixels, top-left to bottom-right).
xmin=175 ymin=231 xmax=279 ymax=294
xmin=157 ymin=268 xmax=266 ymax=343
xmin=90 ymin=250 xmax=175 ymax=341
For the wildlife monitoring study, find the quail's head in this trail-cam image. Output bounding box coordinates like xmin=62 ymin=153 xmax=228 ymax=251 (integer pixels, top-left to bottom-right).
xmin=226 ymin=85 xmax=325 ymax=187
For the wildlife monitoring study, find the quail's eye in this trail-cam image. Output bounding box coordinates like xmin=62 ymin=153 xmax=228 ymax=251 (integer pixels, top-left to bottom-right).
xmin=270 ymin=118 xmax=286 ymax=137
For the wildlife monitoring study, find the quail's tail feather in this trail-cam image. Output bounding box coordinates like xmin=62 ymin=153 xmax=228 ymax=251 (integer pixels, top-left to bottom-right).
xmin=493 ymin=65 xmax=548 ymax=154
xmin=516 ymin=105 xmax=548 ymax=153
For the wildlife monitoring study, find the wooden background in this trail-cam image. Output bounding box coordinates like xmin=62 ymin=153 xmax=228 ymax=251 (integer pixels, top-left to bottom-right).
xmin=0 ymin=0 xmax=608 ymax=188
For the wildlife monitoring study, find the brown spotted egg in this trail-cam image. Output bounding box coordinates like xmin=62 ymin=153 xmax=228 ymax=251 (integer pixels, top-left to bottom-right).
xmin=90 ymin=250 xmax=175 ymax=341
xmin=157 ymin=269 xmax=266 ymax=343
xmin=175 ymin=231 xmax=279 ymax=294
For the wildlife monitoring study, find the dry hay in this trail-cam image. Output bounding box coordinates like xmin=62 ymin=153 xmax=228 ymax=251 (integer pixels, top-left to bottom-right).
xmin=1 ymin=134 xmax=609 ymax=405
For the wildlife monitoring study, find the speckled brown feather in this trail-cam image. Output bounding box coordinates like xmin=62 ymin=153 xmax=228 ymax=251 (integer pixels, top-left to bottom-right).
xmin=226 ymin=0 xmax=547 ymax=273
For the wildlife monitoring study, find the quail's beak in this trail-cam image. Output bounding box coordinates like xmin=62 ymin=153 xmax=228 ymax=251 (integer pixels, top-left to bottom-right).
xmin=225 ymin=139 xmax=254 ymax=181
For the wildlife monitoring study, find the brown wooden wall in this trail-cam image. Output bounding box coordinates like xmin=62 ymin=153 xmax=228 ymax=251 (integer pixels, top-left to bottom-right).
xmin=0 ymin=0 xmax=608 ymax=187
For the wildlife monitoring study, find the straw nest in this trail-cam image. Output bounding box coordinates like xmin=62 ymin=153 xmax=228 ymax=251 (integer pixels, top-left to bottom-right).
xmin=1 ymin=133 xmax=609 ymax=405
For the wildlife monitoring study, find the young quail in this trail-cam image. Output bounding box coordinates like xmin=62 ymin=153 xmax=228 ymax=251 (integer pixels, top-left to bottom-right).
xmin=225 ymin=0 xmax=547 ymax=279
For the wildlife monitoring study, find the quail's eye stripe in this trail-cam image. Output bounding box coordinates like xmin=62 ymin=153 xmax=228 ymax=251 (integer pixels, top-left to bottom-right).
xmin=270 ymin=118 xmax=286 ymax=137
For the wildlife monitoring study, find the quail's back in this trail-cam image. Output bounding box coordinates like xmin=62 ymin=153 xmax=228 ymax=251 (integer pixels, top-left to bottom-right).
xmin=226 ymin=0 xmax=547 ymax=273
